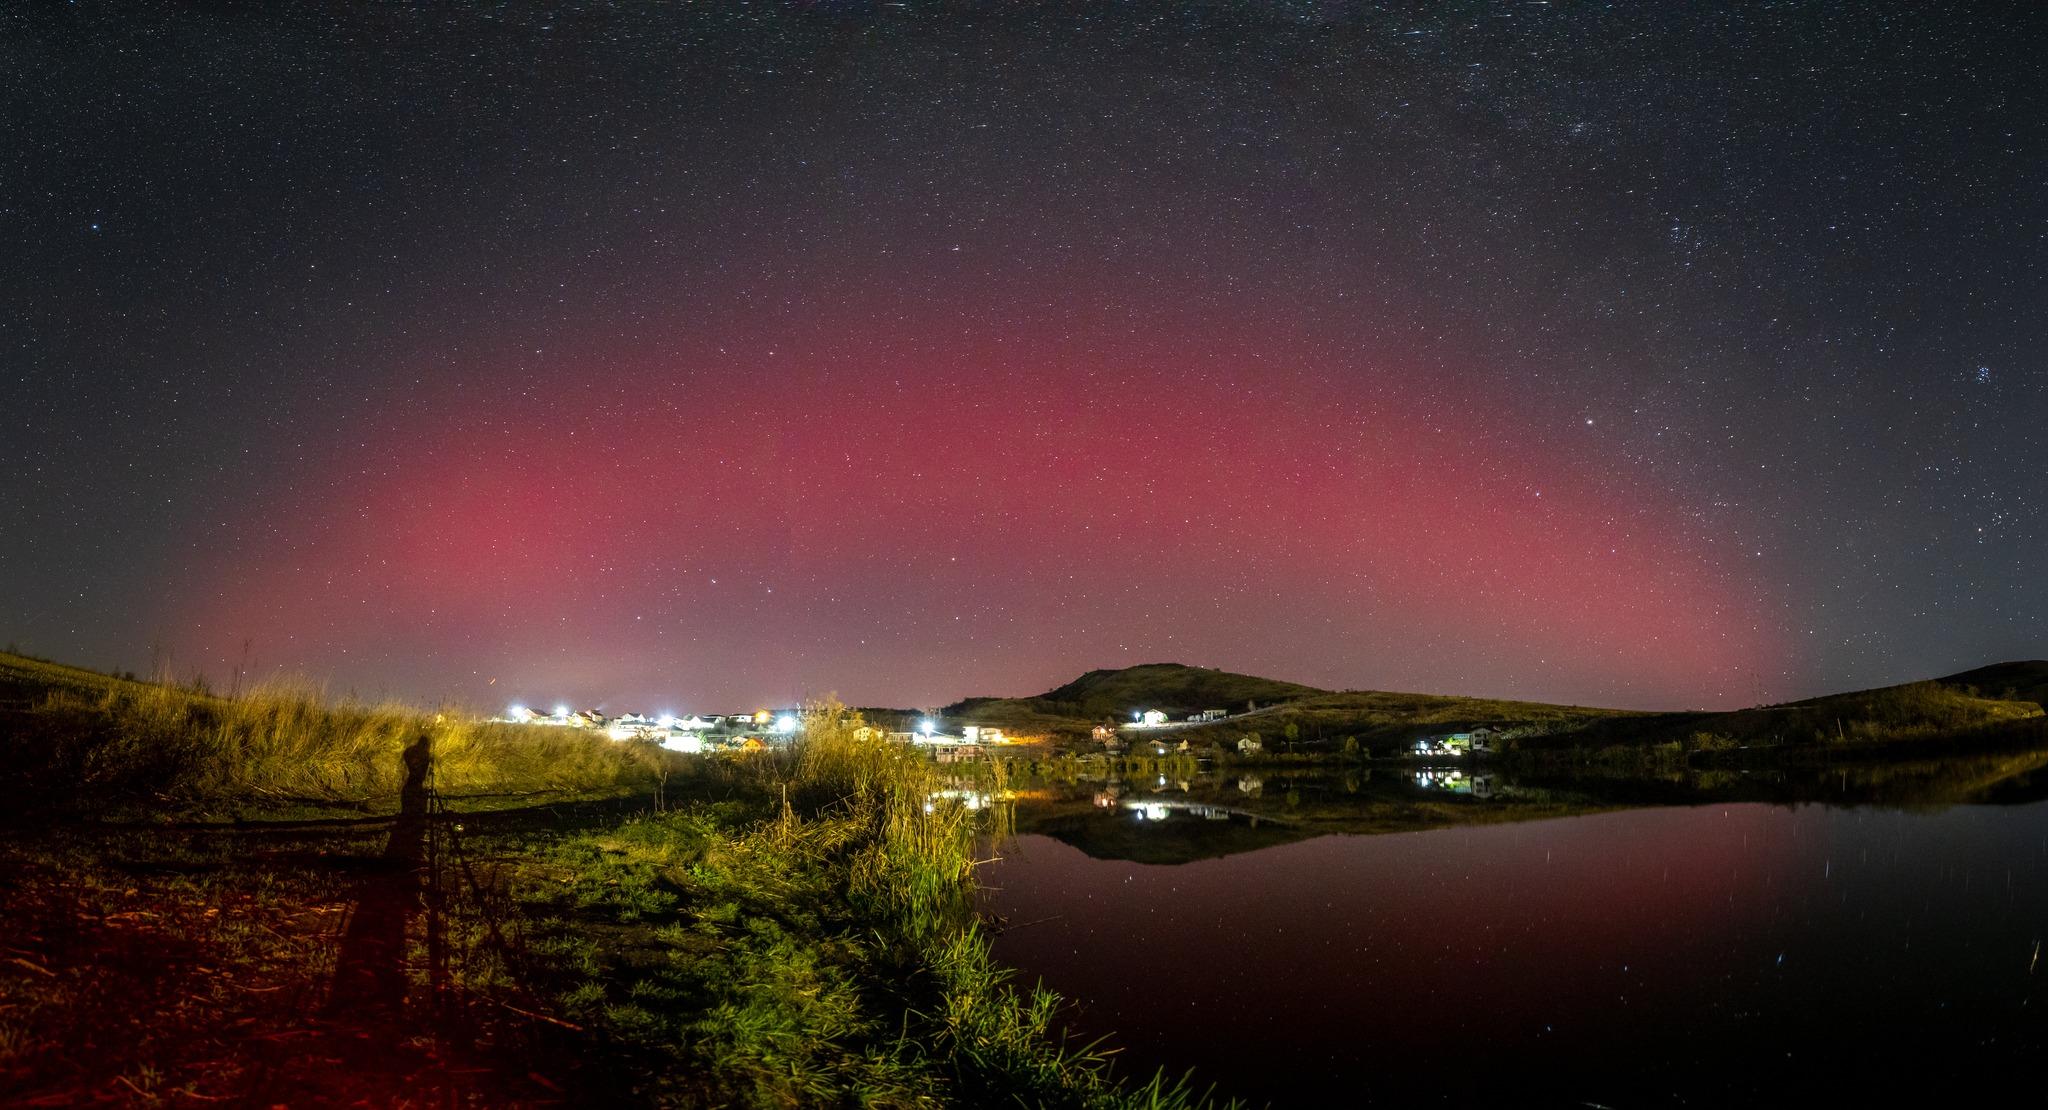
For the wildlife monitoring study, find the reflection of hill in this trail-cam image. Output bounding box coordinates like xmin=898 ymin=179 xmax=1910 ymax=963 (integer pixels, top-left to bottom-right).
xmin=1012 ymin=746 xmax=2048 ymax=864
xmin=1011 ymin=773 xmax=1618 ymax=864
xmin=1512 ymin=746 xmax=2048 ymax=811
xmin=1022 ymin=807 xmax=1313 ymax=865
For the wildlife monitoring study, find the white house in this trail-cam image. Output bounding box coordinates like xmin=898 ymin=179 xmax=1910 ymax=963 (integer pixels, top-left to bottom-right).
xmin=1237 ymin=735 xmax=1263 ymax=754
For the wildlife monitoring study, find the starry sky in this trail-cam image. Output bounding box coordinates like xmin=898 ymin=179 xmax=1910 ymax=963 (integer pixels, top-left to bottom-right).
xmin=4 ymin=3 xmax=2043 ymax=713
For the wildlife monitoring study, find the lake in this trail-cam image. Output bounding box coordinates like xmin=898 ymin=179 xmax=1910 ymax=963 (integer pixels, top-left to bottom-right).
xmin=979 ymin=758 xmax=2048 ymax=1106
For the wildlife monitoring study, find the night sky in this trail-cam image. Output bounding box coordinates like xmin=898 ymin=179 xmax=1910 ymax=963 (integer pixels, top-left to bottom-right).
xmin=5 ymin=3 xmax=2043 ymax=714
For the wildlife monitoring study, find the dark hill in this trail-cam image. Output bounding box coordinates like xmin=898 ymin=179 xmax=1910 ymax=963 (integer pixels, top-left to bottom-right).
xmin=940 ymin=662 xmax=1635 ymax=744
xmin=1937 ymin=661 xmax=2048 ymax=710
xmin=1035 ymin=663 xmax=1325 ymax=718
xmin=942 ymin=663 xmax=1325 ymax=734
xmin=1548 ymin=664 xmax=2048 ymax=753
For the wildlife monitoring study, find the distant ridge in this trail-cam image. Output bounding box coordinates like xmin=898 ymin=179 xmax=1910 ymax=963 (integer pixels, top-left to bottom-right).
xmin=941 ymin=662 xmax=1325 ymax=734
xmin=1936 ymin=661 xmax=2048 ymax=711
xmin=946 ymin=658 xmax=2048 ymax=753
xmin=944 ymin=662 xmax=1626 ymax=742
xmin=1033 ymin=663 xmax=1324 ymax=717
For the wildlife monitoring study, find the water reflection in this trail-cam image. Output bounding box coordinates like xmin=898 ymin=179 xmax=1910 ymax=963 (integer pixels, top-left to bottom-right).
xmin=982 ymin=749 xmax=2048 ymax=1106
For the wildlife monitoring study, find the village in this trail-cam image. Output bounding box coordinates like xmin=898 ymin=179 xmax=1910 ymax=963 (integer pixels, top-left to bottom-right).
xmin=501 ymin=700 xmax=1505 ymax=766
xmin=496 ymin=703 xmax=1019 ymax=760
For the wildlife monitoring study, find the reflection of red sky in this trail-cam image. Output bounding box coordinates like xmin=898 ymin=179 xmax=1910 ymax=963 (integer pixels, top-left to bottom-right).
xmin=986 ymin=805 xmax=1809 ymax=1084
xmin=174 ymin=304 xmax=1783 ymax=710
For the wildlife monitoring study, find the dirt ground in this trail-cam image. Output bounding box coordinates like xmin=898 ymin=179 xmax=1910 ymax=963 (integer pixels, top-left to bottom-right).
xmin=0 ymin=809 xmax=616 ymax=1107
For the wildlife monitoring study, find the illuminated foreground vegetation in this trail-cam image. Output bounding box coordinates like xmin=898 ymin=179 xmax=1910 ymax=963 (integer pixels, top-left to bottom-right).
xmin=0 ymin=653 xmax=1222 ymax=1106
xmin=0 ymin=652 xmax=652 ymax=817
xmin=510 ymin=717 xmax=1222 ymax=1106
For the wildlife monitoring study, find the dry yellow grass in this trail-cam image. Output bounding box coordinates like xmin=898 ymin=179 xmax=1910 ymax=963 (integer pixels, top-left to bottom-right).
xmin=1 ymin=652 xmax=653 ymax=814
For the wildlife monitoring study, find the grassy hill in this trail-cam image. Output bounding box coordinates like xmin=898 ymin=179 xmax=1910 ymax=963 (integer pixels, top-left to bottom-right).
xmin=1938 ymin=660 xmax=2048 ymax=710
xmin=1183 ymin=689 xmax=1637 ymax=751
xmin=944 ymin=662 xmax=1633 ymax=749
xmin=943 ymin=662 xmax=1325 ymax=733
xmin=946 ymin=659 xmax=2048 ymax=757
xmin=1535 ymin=665 xmax=2048 ymax=755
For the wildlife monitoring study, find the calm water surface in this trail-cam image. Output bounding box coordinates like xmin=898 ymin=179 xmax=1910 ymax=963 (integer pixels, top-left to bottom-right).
xmin=982 ymin=769 xmax=2048 ymax=1106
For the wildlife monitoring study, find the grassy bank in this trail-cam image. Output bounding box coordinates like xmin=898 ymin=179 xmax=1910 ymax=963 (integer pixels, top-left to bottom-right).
xmin=0 ymin=655 xmax=1228 ymax=1106
xmin=0 ymin=652 xmax=652 ymax=817
xmin=505 ymin=718 xmax=1224 ymax=1105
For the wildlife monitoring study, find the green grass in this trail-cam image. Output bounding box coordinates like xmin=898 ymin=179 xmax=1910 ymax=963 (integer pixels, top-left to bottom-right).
xmin=503 ymin=704 xmax=1234 ymax=1107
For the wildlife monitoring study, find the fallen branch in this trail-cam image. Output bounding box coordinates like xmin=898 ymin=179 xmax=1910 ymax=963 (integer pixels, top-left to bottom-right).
xmin=485 ymin=996 xmax=584 ymax=1032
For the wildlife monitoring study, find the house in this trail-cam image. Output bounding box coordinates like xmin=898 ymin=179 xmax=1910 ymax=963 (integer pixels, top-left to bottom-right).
xmin=962 ymin=725 xmax=1005 ymax=744
xmin=1411 ymin=732 xmax=1475 ymax=757
xmin=1237 ymin=735 xmax=1263 ymax=754
xmin=1198 ymin=708 xmax=1228 ymax=722
xmin=1092 ymin=724 xmax=1116 ymax=742
xmin=1136 ymin=709 xmax=1168 ymax=727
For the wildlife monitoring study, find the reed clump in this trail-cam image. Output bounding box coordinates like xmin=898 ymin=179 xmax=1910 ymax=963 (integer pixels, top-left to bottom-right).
xmin=1 ymin=653 xmax=650 ymax=816
xmin=512 ymin=700 xmax=1229 ymax=1108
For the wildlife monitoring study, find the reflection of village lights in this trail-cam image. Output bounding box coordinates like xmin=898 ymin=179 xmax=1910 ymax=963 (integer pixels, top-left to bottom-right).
xmin=774 ymin=714 xmax=798 ymax=734
xmin=1145 ymin=804 xmax=1170 ymax=821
